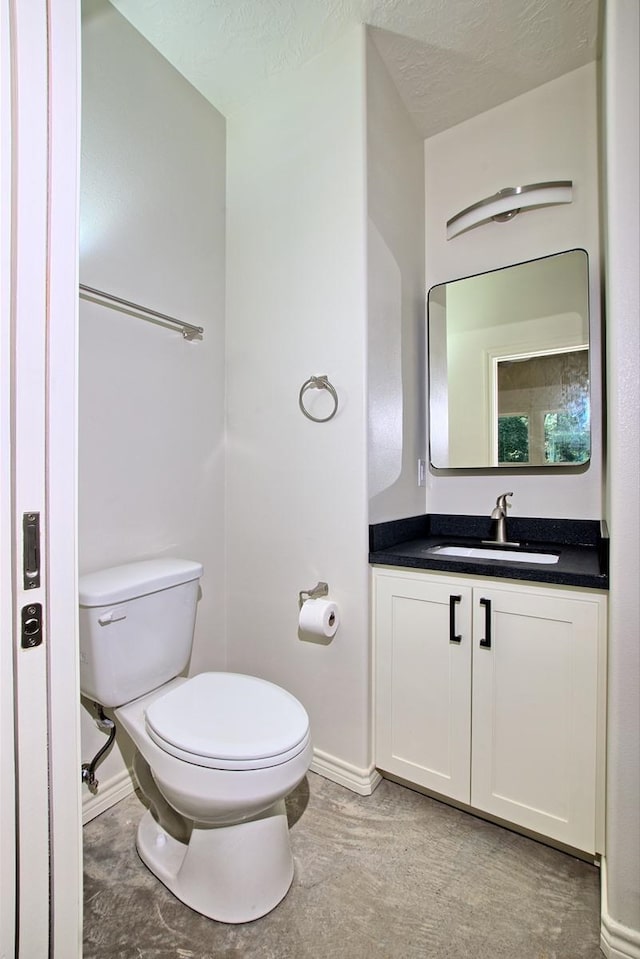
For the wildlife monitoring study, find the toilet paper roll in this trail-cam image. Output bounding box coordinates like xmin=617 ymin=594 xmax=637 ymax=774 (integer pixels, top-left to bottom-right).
xmin=299 ymin=598 xmax=340 ymax=638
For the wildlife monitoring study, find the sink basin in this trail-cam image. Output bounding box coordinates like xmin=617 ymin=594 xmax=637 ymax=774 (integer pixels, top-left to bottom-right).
xmin=427 ymin=545 xmax=559 ymax=565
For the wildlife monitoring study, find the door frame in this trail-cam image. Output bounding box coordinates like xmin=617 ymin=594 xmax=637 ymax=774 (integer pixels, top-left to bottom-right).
xmin=1 ymin=1 xmax=82 ymax=955
xmin=0 ymin=0 xmax=16 ymax=950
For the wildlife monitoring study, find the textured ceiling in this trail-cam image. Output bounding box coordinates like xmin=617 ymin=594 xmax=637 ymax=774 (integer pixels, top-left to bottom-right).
xmin=108 ymin=0 xmax=600 ymax=137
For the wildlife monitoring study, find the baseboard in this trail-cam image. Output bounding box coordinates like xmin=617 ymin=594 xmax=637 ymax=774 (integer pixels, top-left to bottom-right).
xmin=310 ymin=748 xmax=382 ymax=796
xmin=600 ymin=858 xmax=640 ymax=959
xmin=82 ymin=767 xmax=136 ymax=825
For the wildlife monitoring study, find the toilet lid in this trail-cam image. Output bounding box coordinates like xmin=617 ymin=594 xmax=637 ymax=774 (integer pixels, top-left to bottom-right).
xmin=144 ymin=672 xmax=310 ymax=770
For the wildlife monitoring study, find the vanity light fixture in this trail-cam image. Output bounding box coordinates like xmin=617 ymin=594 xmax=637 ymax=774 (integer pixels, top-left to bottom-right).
xmin=446 ymin=180 xmax=573 ymax=240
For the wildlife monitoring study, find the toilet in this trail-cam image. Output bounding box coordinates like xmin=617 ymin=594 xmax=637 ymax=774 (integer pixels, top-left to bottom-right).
xmin=78 ymin=558 xmax=312 ymax=923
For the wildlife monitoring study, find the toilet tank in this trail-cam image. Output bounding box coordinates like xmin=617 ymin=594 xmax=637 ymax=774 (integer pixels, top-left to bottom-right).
xmin=79 ymin=558 xmax=203 ymax=708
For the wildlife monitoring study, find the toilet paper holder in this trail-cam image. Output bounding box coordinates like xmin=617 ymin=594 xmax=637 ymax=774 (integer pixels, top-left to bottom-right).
xmin=298 ymin=581 xmax=329 ymax=608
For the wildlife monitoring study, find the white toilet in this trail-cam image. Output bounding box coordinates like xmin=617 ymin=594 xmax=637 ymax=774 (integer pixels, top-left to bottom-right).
xmin=79 ymin=558 xmax=312 ymax=923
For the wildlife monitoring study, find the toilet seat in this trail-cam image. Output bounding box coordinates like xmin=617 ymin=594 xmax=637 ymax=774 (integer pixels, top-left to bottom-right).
xmin=145 ymin=672 xmax=311 ymax=770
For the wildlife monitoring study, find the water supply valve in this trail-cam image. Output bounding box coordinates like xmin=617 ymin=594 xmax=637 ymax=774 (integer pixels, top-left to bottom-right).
xmin=80 ymin=703 xmax=116 ymax=794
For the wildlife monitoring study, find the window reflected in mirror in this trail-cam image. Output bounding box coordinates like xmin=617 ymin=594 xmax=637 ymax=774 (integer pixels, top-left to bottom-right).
xmin=495 ymin=348 xmax=589 ymax=465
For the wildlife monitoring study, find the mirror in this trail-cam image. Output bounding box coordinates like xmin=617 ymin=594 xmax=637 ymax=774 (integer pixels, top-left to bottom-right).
xmin=428 ymin=249 xmax=590 ymax=469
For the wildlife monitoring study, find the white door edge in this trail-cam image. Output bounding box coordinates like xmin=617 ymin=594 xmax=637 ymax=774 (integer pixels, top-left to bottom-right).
xmin=46 ymin=1 xmax=83 ymax=955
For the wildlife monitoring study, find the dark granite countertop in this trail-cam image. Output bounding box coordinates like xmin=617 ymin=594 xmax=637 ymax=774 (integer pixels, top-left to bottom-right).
xmin=369 ymin=514 xmax=609 ymax=590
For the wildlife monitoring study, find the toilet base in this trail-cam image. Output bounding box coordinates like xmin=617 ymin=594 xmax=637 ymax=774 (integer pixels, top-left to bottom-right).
xmin=136 ymin=800 xmax=294 ymax=923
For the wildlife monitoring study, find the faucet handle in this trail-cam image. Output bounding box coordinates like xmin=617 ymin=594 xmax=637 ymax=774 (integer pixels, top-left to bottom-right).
xmin=495 ymin=492 xmax=513 ymax=511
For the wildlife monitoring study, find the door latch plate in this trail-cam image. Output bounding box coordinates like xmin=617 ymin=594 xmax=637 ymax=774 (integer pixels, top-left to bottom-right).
xmin=23 ymin=511 xmax=41 ymax=589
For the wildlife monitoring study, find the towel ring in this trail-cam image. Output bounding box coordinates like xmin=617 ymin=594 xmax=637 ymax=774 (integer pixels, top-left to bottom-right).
xmin=298 ymin=375 xmax=339 ymax=423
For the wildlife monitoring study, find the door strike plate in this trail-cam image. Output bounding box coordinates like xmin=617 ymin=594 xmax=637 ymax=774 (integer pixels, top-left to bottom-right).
xmin=21 ymin=603 xmax=43 ymax=649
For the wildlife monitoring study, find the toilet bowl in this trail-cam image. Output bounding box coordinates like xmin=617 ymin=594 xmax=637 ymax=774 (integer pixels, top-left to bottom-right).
xmin=79 ymin=559 xmax=312 ymax=923
xmin=117 ymin=673 xmax=312 ymax=922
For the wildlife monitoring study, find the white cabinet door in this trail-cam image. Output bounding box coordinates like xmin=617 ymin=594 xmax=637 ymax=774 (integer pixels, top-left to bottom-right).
xmin=374 ymin=572 xmax=472 ymax=801
xmin=471 ymin=585 xmax=603 ymax=851
xmin=373 ymin=568 xmax=606 ymax=854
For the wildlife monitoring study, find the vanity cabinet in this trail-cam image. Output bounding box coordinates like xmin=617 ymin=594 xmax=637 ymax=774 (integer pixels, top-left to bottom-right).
xmin=373 ymin=567 xmax=607 ymax=854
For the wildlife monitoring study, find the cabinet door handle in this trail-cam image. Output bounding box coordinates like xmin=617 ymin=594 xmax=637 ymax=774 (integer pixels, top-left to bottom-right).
xmin=479 ymin=597 xmax=492 ymax=648
xmin=449 ymin=594 xmax=462 ymax=643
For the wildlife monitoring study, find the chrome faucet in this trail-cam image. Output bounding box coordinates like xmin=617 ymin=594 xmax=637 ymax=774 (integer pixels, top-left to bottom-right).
xmin=484 ymin=492 xmax=519 ymax=546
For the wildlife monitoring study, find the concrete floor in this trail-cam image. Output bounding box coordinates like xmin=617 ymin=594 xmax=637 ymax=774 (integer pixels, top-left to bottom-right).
xmin=83 ymin=771 xmax=603 ymax=958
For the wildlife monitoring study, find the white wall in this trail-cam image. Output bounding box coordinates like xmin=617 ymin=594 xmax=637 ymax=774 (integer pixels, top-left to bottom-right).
xmin=225 ymin=27 xmax=373 ymax=783
xmin=79 ymin=0 xmax=226 ymax=810
xmin=601 ymin=0 xmax=640 ymax=950
xmin=424 ymin=64 xmax=602 ymax=519
xmin=366 ymin=35 xmax=426 ymax=524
